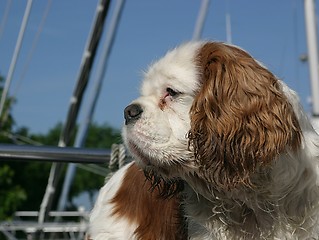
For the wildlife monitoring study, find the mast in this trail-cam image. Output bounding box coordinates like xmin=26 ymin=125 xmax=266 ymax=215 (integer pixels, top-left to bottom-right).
xmin=57 ymin=0 xmax=126 ymax=212
xmin=38 ymin=0 xmax=111 ymax=224
xmin=193 ymin=0 xmax=210 ymax=41
xmin=304 ymin=0 xmax=319 ymax=117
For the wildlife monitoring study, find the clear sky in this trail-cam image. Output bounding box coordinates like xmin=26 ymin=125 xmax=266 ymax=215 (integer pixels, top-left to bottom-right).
xmin=0 ymin=0 xmax=315 ymax=135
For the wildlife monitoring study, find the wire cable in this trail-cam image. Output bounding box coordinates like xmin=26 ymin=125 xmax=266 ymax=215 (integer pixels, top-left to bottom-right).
xmin=13 ymin=0 xmax=52 ymax=97
xmin=0 ymin=0 xmax=12 ymax=42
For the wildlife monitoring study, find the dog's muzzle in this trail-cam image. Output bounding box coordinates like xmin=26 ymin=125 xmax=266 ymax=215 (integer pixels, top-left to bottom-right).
xmin=124 ymin=104 xmax=143 ymax=125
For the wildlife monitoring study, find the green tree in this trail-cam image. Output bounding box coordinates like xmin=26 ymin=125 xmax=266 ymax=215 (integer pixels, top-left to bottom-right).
xmin=0 ymin=165 xmax=26 ymax=220
xmin=0 ymin=75 xmax=15 ymax=142
xmin=0 ymin=74 xmax=27 ymax=220
xmin=8 ymin=122 xmax=121 ymax=212
xmin=0 ymin=73 xmax=122 ymax=218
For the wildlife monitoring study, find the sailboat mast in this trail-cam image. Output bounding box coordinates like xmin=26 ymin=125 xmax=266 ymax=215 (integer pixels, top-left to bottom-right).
xmin=304 ymin=0 xmax=319 ymax=116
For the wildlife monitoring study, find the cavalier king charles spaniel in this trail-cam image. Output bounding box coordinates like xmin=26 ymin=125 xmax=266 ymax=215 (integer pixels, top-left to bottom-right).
xmin=88 ymin=41 xmax=319 ymax=239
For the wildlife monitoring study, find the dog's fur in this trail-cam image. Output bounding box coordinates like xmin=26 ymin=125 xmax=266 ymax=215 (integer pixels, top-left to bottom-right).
xmin=88 ymin=41 xmax=319 ymax=239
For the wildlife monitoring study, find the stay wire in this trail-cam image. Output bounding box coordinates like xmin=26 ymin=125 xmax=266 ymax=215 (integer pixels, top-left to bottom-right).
xmin=0 ymin=0 xmax=12 ymax=42
xmin=13 ymin=0 xmax=52 ymax=98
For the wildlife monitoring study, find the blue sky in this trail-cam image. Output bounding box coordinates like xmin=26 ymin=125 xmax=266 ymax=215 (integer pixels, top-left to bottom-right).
xmin=0 ymin=0 xmax=315 ymax=135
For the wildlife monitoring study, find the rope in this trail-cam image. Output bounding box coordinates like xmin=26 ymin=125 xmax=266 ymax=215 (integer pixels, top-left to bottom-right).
xmin=109 ymin=144 xmax=130 ymax=171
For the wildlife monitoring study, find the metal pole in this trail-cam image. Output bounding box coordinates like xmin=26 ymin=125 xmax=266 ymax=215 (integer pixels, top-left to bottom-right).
xmin=57 ymin=0 xmax=126 ymax=212
xmin=38 ymin=0 xmax=111 ymax=224
xmin=192 ymin=0 xmax=210 ymax=41
xmin=225 ymin=0 xmax=232 ymax=44
xmin=0 ymin=0 xmax=33 ymax=119
xmin=0 ymin=144 xmax=110 ymax=163
xmin=304 ymin=0 xmax=319 ymax=116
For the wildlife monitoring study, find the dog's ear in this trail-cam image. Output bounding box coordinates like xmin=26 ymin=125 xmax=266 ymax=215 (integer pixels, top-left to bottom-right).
xmin=188 ymin=42 xmax=302 ymax=190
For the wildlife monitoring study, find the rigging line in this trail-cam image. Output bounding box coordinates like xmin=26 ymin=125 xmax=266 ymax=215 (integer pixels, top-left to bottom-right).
xmin=0 ymin=130 xmax=43 ymax=146
xmin=38 ymin=0 xmax=111 ymax=225
xmin=76 ymin=164 xmax=109 ymax=177
xmin=57 ymin=0 xmax=126 ymax=212
xmin=0 ymin=0 xmax=12 ymax=42
xmin=13 ymin=0 xmax=52 ymax=98
xmin=0 ymin=0 xmax=33 ymax=121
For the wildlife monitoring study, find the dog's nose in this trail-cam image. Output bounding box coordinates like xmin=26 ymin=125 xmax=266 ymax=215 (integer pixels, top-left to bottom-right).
xmin=124 ymin=104 xmax=143 ymax=125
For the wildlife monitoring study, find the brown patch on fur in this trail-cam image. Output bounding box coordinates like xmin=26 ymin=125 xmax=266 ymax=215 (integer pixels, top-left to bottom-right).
xmin=159 ymin=98 xmax=166 ymax=111
xmin=111 ymin=163 xmax=187 ymax=240
xmin=188 ymin=42 xmax=302 ymax=190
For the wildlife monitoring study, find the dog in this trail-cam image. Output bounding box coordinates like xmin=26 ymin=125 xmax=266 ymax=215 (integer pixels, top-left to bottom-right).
xmin=88 ymin=41 xmax=319 ymax=239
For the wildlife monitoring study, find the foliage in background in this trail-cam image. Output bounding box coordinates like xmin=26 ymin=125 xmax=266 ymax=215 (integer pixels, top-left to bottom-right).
xmin=0 ymin=74 xmax=122 ymax=219
xmin=0 ymin=74 xmax=27 ymax=221
xmin=0 ymin=165 xmax=26 ymax=220
xmin=4 ymin=122 xmax=121 ymax=215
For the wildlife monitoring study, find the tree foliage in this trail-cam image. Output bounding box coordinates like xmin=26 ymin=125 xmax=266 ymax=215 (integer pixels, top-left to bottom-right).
xmin=29 ymin=122 xmax=121 ymax=210
xmin=0 ymin=75 xmax=26 ymax=220
xmin=0 ymin=165 xmax=26 ymax=220
xmin=0 ymin=73 xmax=122 ymax=219
xmin=4 ymin=122 xmax=121 ymax=214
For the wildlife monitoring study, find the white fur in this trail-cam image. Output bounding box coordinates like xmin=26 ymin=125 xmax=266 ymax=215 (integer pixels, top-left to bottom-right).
xmin=90 ymin=41 xmax=319 ymax=239
xmin=89 ymin=162 xmax=138 ymax=240
xmin=122 ymin=42 xmax=203 ymax=178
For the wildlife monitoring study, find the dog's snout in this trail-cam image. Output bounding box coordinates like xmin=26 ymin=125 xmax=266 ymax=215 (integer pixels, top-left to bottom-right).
xmin=124 ymin=104 xmax=143 ymax=125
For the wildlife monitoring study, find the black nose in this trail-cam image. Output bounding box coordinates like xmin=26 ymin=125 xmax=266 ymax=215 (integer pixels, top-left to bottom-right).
xmin=124 ymin=104 xmax=143 ymax=125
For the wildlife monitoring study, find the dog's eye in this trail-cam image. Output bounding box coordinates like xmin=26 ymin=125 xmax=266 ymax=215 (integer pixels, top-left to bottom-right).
xmin=166 ymin=87 xmax=180 ymax=97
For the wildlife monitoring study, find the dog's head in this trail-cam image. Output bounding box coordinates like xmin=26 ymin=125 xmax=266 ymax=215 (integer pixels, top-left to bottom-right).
xmin=122 ymin=41 xmax=302 ymax=191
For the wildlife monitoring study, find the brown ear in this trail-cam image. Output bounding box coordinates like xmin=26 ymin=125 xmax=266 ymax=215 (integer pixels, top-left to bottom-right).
xmin=188 ymin=42 xmax=302 ymax=190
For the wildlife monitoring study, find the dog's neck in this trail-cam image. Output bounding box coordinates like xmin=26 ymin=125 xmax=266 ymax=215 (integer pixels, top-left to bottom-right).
xmin=183 ymin=181 xmax=273 ymax=239
xmin=182 ymin=155 xmax=319 ymax=239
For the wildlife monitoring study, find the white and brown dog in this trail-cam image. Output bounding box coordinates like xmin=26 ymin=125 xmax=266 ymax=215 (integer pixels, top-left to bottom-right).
xmin=88 ymin=41 xmax=319 ymax=239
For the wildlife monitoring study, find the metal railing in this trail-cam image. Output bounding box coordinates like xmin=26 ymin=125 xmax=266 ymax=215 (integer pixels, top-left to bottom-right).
xmin=0 ymin=143 xmax=115 ymax=240
xmin=1 ymin=209 xmax=89 ymax=240
xmin=0 ymin=144 xmax=111 ymax=164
